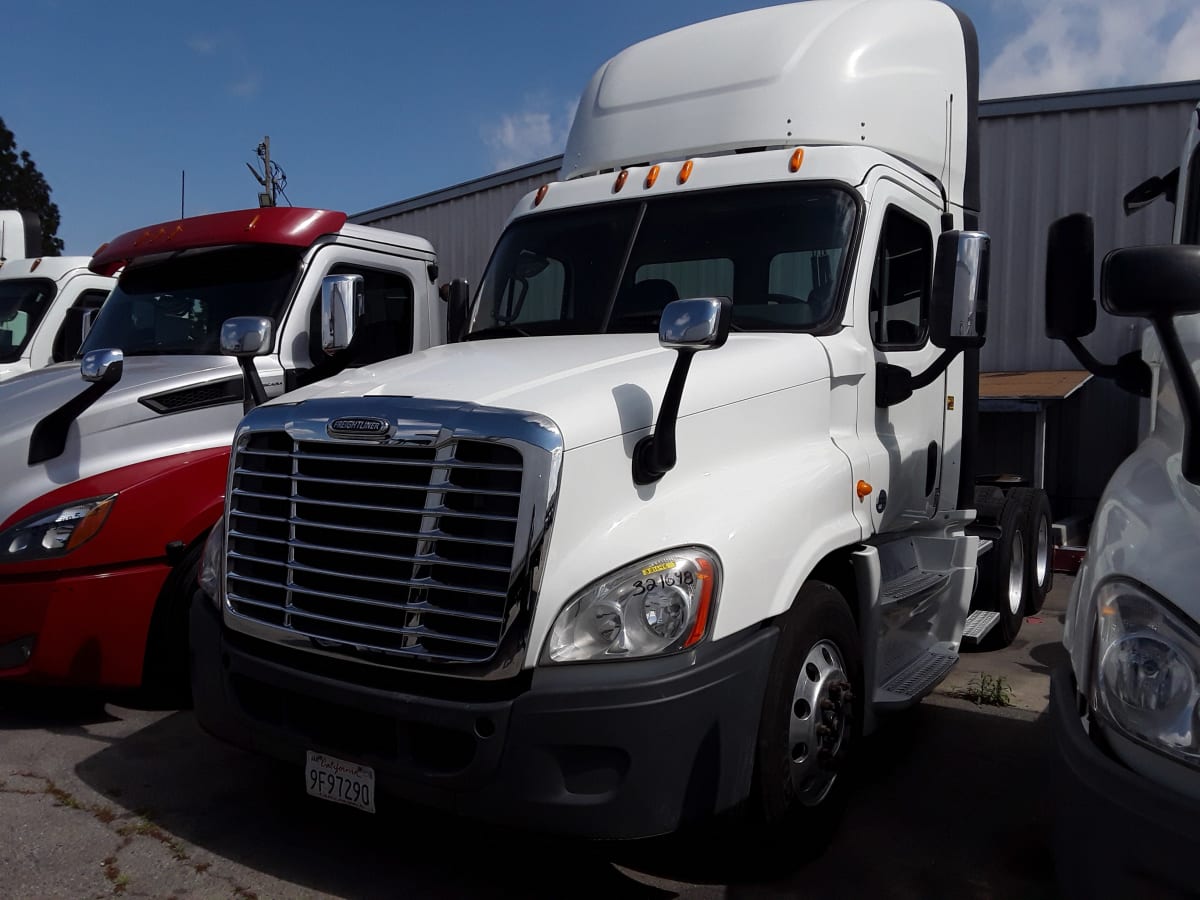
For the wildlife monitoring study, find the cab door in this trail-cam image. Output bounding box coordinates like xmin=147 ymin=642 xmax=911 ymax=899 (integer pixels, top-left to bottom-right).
xmin=863 ymin=181 xmax=947 ymax=532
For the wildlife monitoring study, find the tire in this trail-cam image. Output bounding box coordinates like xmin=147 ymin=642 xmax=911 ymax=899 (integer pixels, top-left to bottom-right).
xmin=749 ymin=581 xmax=863 ymax=846
xmin=141 ymin=541 xmax=203 ymax=706
xmin=973 ymin=485 xmax=1006 ymax=524
xmin=1009 ymin=487 xmax=1053 ymax=613
xmin=975 ymin=496 xmax=1027 ymax=649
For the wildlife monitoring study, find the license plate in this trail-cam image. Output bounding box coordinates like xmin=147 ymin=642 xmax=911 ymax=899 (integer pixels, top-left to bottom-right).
xmin=305 ymin=751 xmax=375 ymax=813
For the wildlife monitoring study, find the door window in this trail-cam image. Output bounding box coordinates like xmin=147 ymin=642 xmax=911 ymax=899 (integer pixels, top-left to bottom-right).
xmin=869 ymin=208 xmax=933 ymax=349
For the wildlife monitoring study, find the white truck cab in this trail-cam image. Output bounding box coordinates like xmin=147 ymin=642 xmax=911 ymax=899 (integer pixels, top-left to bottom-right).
xmin=0 ymin=206 xmax=445 ymax=691
xmin=1046 ymin=101 xmax=1200 ymax=898
xmin=193 ymin=0 xmax=1048 ymax=839
xmin=0 ymin=210 xmax=114 ymax=382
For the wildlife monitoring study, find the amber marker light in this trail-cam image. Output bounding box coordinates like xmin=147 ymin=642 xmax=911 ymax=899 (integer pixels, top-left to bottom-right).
xmin=856 ymin=480 xmax=873 ymax=500
xmin=30 ymin=258 xmax=42 ymax=272
xmin=245 ymin=213 xmax=261 ymax=231
xmin=683 ymin=556 xmax=716 ymax=648
xmin=534 ymin=184 xmax=550 ymax=206
xmin=65 ymin=495 xmax=118 ymax=550
xmin=645 ymin=165 xmax=661 ymax=189
xmin=678 ymin=159 xmax=695 ymax=184
xmin=789 ymin=148 xmax=805 ymax=173
xmin=613 ymin=170 xmax=630 ymax=193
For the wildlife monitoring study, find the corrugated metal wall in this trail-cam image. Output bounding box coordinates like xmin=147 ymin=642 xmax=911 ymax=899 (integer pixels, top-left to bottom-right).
xmin=979 ymin=98 xmax=1193 ymax=372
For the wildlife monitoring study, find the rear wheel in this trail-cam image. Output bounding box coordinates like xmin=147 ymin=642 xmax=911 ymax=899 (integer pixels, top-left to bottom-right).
xmin=976 ymin=497 xmax=1027 ymax=648
xmin=750 ymin=581 xmax=862 ymax=844
xmin=1009 ymin=487 xmax=1053 ymax=613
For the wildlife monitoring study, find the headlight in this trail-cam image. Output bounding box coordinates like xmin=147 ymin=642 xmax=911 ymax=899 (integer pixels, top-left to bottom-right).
xmin=197 ymin=522 xmax=224 ymax=605
xmin=544 ymin=547 xmax=719 ymax=663
xmin=0 ymin=495 xmax=118 ymax=562
xmin=1093 ymin=578 xmax=1200 ymax=767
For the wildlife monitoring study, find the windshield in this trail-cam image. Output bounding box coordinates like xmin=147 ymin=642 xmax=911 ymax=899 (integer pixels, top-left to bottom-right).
xmin=0 ymin=278 xmax=56 ymax=363
xmin=470 ymin=184 xmax=858 ymax=338
xmin=80 ymin=245 xmax=304 ymax=357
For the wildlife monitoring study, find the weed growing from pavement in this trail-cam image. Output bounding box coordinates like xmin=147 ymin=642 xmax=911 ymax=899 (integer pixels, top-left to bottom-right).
xmin=955 ymin=673 xmax=1014 ymax=707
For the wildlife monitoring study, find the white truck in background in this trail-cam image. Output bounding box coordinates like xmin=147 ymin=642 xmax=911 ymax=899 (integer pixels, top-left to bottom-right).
xmin=192 ymin=0 xmax=1050 ymax=840
xmin=0 ymin=206 xmax=446 ymax=694
xmin=0 ymin=210 xmax=114 ymax=382
xmin=1046 ymin=101 xmax=1200 ymax=898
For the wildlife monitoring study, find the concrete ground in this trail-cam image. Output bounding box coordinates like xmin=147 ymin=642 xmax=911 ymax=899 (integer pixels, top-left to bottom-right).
xmin=1 ymin=581 xmax=1070 ymax=899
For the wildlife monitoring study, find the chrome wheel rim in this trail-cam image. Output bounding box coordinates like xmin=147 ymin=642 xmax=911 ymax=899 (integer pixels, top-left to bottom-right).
xmin=1035 ymin=517 xmax=1050 ymax=588
xmin=788 ymin=639 xmax=851 ymax=807
xmin=1008 ymin=529 xmax=1025 ymax=616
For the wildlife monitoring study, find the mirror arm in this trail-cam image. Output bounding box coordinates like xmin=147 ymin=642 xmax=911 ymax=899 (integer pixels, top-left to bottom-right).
xmin=1153 ymin=318 xmax=1200 ymax=484
xmin=877 ymin=349 xmax=957 ymax=408
xmin=633 ymin=350 xmax=696 ymax=485
xmin=237 ymin=358 xmax=269 ymax=414
xmin=1062 ymin=336 xmax=1152 ymax=397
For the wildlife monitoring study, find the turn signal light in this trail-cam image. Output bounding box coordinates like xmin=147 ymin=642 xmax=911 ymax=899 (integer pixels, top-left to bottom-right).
xmin=856 ymin=480 xmax=873 ymax=500
xmin=678 ymin=160 xmax=694 ymax=184
xmin=789 ymin=148 xmax=805 ymax=173
xmin=645 ymin=165 xmax=660 ymax=189
xmin=613 ymin=170 xmax=629 ymax=193
xmin=534 ymin=184 xmax=550 ymax=206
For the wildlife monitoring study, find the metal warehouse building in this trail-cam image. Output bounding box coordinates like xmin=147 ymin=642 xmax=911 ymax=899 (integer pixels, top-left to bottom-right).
xmin=352 ymin=80 xmax=1200 ymax=520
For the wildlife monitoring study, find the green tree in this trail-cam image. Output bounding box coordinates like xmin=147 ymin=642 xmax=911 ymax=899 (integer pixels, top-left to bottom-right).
xmin=0 ymin=117 xmax=63 ymax=256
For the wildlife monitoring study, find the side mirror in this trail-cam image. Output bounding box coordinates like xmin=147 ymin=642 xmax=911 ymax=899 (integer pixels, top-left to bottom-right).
xmin=79 ymin=308 xmax=99 ymax=346
xmin=220 ymin=316 xmax=274 ymax=414
xmin=80 ymin=348 xmax=123 ymax=385
xmin=321 ymin=274 xmax=364 ymax=354
xmin=633 ymin=297 xmax=733 ymax=485
xmin=1101 ymin=245 xmax=1200 ymax=318
xmin=930 ymin=230 xmax=989 ymax=351
xmin=1101 ymin=244 xmax=1200 ymax=485
xmin=1045 ymin=213 xmax=1096 ymax=339
xmin=440 ymin=278 xmax=471 ymax=343
xmin=1122 ymin=168 xmax=1179 ymax=216
xmin=220 ymin=316 xmax=274 ymax=357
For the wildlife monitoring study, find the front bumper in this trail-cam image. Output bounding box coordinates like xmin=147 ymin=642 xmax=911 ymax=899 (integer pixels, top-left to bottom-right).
xmin=191 ymin=595 xmax=778 ymax=838
xmin=0 ymin=562 xmax=168 ymax=686
xmin=1049 ymin=666 xmax=1200 ymax=899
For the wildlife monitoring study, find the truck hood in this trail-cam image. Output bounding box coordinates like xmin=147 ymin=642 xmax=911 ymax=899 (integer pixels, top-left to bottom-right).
xmin=274 ymin=333 xmax=831 ymax=449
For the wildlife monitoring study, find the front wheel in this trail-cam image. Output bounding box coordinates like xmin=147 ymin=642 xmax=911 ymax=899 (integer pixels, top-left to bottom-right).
xmin=750 ymin=581 xmax=862 ymax=840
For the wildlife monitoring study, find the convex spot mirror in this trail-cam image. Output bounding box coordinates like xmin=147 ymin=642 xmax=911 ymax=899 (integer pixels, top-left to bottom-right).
xmin=1102 ymin=245 xmax=1200 ymax=318
xmin=930 ymin=230 xmax=989 ymax=351
xmin=659 ymin=296 xmax=733 ymax=350
xmin=79 ymin=308 xmax=99 ymax=346
xmin=80 ymin=348 xmax=123 ymax=385
xmin=220 ymin=316 xmax=274 ymax=357
xmin=320 ymin=274 xmax=365 ymax=354
xmin=1045 ymin=213 xmax=1097 ymax=340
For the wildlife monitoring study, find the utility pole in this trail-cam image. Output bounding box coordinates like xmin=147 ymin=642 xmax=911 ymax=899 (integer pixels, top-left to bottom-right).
xmin=246 ymin=136 xmax=276 ymax=207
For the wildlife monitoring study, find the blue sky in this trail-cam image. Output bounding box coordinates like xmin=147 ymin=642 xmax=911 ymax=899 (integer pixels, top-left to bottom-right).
xmin=5 ymin=0 xmax=1199 ymax=256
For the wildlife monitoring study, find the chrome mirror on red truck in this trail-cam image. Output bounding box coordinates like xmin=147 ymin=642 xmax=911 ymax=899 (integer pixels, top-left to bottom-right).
xmin=220 ymin=316 xmax=274 ymax=414
xmin=1101 ymin=244 xmax=1200 ymax=484
xmin=320 ymin=274 xmax=364 ymax=354
xmin=80 ymin=347 xmax=124 ymax=385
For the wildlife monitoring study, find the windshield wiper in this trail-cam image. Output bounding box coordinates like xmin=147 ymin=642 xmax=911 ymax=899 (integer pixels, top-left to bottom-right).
xmin=465 ymin=323 xmax=532 ymax=340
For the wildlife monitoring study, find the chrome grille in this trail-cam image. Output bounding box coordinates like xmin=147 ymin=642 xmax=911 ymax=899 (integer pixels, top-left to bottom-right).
xmin=225 ymin=430 xmax=524 ymax=664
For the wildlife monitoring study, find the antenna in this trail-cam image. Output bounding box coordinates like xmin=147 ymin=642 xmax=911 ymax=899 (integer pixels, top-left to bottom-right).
xmin=940 ymin=94 xmax=955 ymax=231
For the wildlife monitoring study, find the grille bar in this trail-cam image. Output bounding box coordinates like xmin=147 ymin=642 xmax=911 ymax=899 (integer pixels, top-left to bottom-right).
xmin=233 ymin=467 xmax=521 ymax=497
xmin=230 ymin=510 xmax=516 ymax=548
xmin=229 ymin=528 xmax=512 ymax=572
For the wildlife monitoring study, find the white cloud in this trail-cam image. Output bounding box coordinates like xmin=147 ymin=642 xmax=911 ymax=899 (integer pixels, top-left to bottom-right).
xmin=982 ymin=0 xmax=1200 ymax=98
xmin=482 ymin=98 xmax=576 ymax=171
xmin=188 ymin=35 xmax=217 ymax=54
xmin=229 ymin=74 xmax=262 ymax=98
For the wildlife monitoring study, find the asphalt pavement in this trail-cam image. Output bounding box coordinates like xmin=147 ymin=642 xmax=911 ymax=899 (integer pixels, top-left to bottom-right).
xmin=1 ymin=581 xmax=1071 ymax=899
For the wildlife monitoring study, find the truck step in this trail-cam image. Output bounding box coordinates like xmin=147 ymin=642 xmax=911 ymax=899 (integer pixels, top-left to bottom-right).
xmin=880 ymin=569 xmax=948 ymax=604
xmin=875 ymin=644 xmax=959 ymax=708
xmin=961 ymin=610 xmax=1000 ymax=644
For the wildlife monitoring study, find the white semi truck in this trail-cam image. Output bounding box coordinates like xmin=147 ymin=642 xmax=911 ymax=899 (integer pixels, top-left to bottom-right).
xmin=0 ymin=206 xmax=446 ymax=691
xmin=1046 ymin=101 xmax=1200 ymax=898
xmin=0 ymin=210 xmax=114 ymax=382
xmin=192 ymin=0 xmax=1049 ymax=838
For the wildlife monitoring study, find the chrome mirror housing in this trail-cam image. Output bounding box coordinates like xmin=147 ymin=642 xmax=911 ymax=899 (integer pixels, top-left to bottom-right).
xmin=80 ymin=348 xmax=124 ymax=385
xmin=930 ymin=231 xmax=990 ymax=350
xmin=220 ymin=316 xmax=274 ymax=357
xmin=658 ymin=297 xmax=733 ymax=350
